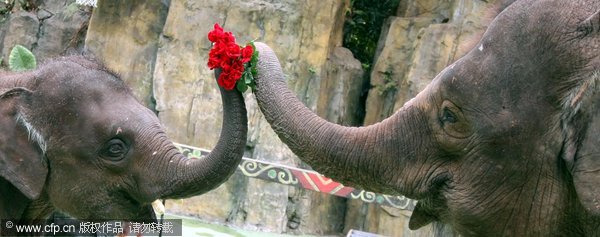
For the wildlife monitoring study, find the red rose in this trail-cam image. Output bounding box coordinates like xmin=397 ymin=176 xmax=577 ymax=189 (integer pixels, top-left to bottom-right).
xmin=207 ymin=23 xmax=256 ymax=91
xmin=218 ymin=72 xmax=235 ymax=90
xmin=208 ymin=24 xmax=224 ymax=42
xmin=230 ymin=69 xmax=243 ymax=81
xmin=222 ymin=32 xmax=235 ymax=43
xmin=225 ymin=77 xmax=237 ymax=90
xmin=207 ymin=57 xmax=220 ymax=69
xmin=241 ymin=45 xmax=253 ymax=63
xmin=231 ymin=60 xmax=244 ymax=72
xmin=224 ymin=43 xmax=240 ymax=58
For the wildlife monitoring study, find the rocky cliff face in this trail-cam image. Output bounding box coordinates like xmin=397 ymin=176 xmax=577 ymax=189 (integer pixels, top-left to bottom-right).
xmin=85 ymin=0 xmax=169 ymax=108
xmin=0 ymin=0 xmax=507 ymax=235
xmin=0 ymin=1 xmax=90 ymax=66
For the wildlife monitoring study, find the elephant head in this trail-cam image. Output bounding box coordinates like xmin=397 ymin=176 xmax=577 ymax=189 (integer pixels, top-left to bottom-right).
xmin=252 ymin=0 xmax=599 ymax=235
xmin=0 ymin=56 xmax=247 ymax=222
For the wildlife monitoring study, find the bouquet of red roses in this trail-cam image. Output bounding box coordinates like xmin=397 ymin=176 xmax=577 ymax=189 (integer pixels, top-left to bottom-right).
xmin=207 ymin=23 xmax=258 ymax=92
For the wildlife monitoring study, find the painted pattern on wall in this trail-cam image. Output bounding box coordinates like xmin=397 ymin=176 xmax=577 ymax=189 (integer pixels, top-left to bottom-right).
xmin=175 ymin=143 xmax=417 ymax=210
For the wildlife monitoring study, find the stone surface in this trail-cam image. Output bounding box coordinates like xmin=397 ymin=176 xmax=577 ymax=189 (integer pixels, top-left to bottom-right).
xmin=1 ymin=11 xmax=39 ymax=65
xmin=34 ymin=1 xmax=91 ymax=60
xmin=85 ymin=0 xmax=169 ymax=108
xmin=285 ymin=188 xmax=347 ymax=235
xmin=317 ymin=47 xmax=366 ymax=126
xmin=392 ymin=23 xmax=458 ymax=112
xmin=399 ymin=0 xmax=454 ymax=23
xmin=363 ymin=17 xmax=433 ymax=125
xmin=0 ymin=0 xmax=92 ymax=67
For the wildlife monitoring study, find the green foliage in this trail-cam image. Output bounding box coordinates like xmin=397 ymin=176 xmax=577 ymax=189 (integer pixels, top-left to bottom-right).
xmin=236 ymin=42 xmax=259 ymax=93
xmin=377 ymin=69 xmax=397 ymax=95
xmin=9 ymin=44 xmax=37 ymax=72
xmin=343 ymin=0 xmax=401 ymax=70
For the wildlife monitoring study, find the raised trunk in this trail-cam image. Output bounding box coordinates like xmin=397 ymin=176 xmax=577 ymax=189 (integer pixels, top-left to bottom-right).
xmin=252 ymin=42 xmax=430 ymax=196
xmin=151 ymin=72 xmax=247 ymax=199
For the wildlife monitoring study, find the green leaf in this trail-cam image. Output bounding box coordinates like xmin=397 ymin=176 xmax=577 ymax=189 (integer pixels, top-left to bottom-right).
xmin=241 ymin=70 xmax=251 ymax=84
xmin=248 ymin=43 xmax=260 ymax=77
xmin=251 ymin=51 xmax=259 ymax=64
xmin=236 ymin=79 xmax=248 ymax=93
xmin=9 ymin=45 xmax=37 ymax=72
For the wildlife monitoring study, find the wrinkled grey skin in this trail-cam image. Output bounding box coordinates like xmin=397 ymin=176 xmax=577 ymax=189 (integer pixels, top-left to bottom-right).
xmin=0 ymin=57 xmax=247 ymax=227
xmin=252 ymin=0 xmax=599 ymax=236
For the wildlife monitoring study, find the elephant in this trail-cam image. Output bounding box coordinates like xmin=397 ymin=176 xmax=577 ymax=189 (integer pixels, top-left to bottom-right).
xmin=251 ymin=0 xmax=599 ymax=236
xmin=0 ymin=56 xmax=247 ymax=230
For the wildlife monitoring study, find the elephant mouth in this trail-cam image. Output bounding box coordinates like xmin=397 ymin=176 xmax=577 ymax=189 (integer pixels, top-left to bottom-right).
xmin=115 ymin=190 xmax=158 ymax=222
xmin=408 ymin=172 xmax=453 ymax=229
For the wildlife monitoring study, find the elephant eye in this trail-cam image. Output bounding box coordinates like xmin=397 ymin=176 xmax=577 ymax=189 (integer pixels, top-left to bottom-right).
xmin=101 ymin=138 xmax=128 ymax=161
xmin=439 ymin=100 xmax=473 ymax=139
xmin=441 ymin=107 xmax=457 ymax=123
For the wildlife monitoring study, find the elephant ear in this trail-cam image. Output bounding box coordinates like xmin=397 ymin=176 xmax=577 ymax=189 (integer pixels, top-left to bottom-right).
xmin=564 ymin=72 xmax=599 ymax=215
xmin=0 ymin=87 xmax=47 ymax=200
xmin=572 ymin=99 xmax=599 ymax=215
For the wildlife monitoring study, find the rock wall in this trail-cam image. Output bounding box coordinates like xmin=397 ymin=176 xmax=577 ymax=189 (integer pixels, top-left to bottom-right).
xmin=85 ymin=0 xmax=169 ymax=108
xmin=0 ymin=1 xmax=90 ymax=66
xmin=0 ymin=0 xmax=509 ymax=236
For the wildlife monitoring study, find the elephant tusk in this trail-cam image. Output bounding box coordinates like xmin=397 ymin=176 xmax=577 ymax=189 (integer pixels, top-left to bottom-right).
xmin=151 ymin=199 xmax=165 ymax=216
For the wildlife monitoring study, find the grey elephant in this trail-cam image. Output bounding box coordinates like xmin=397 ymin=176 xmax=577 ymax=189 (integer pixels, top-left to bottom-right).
xmin=251 ymin=0 xmax=599 ymax=236
xmin=0 ymin=56 xmax=247 ymax=231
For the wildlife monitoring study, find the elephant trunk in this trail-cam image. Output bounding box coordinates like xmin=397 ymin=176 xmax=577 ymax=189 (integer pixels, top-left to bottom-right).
xmin=252 ymin=42 xmax=432 ymax=196
xmin=144 ymin=73 xmax=247 ymax=200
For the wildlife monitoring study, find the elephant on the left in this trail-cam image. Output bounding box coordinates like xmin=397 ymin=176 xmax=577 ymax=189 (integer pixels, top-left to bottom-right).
xmin=0 ymin=56 xmax=247 ymax=227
